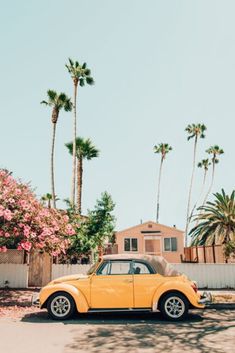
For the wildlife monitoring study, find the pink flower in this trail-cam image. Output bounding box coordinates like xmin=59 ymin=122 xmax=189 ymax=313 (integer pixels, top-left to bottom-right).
xmin=65 ymin=224 xmax=76 ymax=235
xmin=23 ymin=213 xmax=31 ymax=222
xmin=20 ymin=241 xmax=32 ymax=251
xmin=15 ymin=188 xmax=22 ymax=195
xmin=63 ymin=215 xmax=69 ymax=222
xmin=4 ymin=232 xmax=11 ymax=238
xmin=8 ymin=198 xmax=15 ymax=204
xmin=3 ymin=209 xmax=13 ymax=221
xmin=0 ymin=246 xmax=7 ymax=253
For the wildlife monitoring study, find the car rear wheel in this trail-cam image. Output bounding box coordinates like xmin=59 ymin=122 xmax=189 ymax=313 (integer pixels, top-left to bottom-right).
xmin=47 ymin=292 xmax=75 ymax=320
xmin=159 ymin=292 xmax=189 ymax=321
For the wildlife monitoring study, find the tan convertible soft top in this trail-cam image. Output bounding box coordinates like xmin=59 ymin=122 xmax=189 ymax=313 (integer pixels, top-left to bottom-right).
xmin=102 ymin=254 xmax=181 ymax=277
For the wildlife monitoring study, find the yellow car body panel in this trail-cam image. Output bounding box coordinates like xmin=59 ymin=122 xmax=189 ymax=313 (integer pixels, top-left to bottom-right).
xmin=151 ymin=279 xmax=204 ymax=310
xmin=39 ymin=255 xmax=205 ymax=316
xmin=40 ymin=276 xmax=90 ymax=313
xmin=90 ymin=273 xmax=134 ymax=308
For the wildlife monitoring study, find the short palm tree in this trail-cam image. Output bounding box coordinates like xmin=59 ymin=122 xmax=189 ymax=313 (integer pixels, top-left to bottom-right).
xmin=41 ymin=193 xmax=59 ymax=208
xmin=65 ymin=137 xmax=99 ymax=214
xmin=66 ymin=58 xmax=94 ymax=208
xmin=41 ymin=90 xmax=72 ymax=208
xmin=154 ymin=143 xmax=172 ymax=223
xmin=41 ymin=193 xmax=53 ymax=208
xmin=190 ymin=189 xmax=235 ymax=246
xmin=185 ymin=123 xmax=207 ymax=245
xmin=203 ymin=145 xmax=224 ymax=204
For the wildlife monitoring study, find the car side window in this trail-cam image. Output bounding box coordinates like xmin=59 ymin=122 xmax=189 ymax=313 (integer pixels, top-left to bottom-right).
xmin=109 ymin=261 xmax=132 ymax=275
xmin=133 ymin=261 xmax=151 ymax=274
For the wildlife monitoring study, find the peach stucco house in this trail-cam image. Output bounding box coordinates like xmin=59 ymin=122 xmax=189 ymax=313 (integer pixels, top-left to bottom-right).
xmin=115 ymin=221 xmax=184 ymax=263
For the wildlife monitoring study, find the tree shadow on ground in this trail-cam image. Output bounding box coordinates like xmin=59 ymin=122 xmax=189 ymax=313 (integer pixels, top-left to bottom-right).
xmin=21 ymin=310 xmax=235 ymax=353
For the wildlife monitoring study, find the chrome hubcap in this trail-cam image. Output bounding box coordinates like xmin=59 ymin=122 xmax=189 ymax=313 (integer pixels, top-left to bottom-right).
xmin=164 ymin=296 xmax=185 ymax=318
xmin=51 ymin=296 xmax=71 ymax=317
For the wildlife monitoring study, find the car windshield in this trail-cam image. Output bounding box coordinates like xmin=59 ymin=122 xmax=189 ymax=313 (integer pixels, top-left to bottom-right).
xmin=87 ymin=261 xmax=100 ymax=275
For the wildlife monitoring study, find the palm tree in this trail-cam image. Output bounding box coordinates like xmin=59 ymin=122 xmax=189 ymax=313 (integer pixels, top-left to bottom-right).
xmin=185 ymin=123 xmax=207 ymax=245
xmin=65 ymin=137 xmax=99 ymax=214
xmin=191 ymin=159 xmax=211 ymax=214
xmin=41 ymin=90 xmax=72 ymax=208
xmin=190 ymin=189 xmax=235 ymax=246
xmin=66 ymin=58 xmax=94 ymax=209
xmin=154 ymin=143 xmax=172 ymax=223
xmin=189 ymin=159 xmax=211 ymax=229
xmin=41 ymin=193 xmax=59 ymax=208
xmin=203 ymin=145 xmax=224 ymax=204
xmin=41 ymin=193 xmax=53 ymax=208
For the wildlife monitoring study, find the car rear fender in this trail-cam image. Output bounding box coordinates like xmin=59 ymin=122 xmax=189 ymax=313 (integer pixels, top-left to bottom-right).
xmin=152 ymin=281 xmax=203 ymax=311
xmin=40 ymin=283 xmax=89 ymax=313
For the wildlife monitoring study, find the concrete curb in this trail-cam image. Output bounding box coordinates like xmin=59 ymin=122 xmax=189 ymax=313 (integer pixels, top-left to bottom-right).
xmin=206 ymin=303 xmax=235 ymax=310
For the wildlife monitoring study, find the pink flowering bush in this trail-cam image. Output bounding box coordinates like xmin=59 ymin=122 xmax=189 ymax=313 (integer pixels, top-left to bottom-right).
xmin=0 ymin=170 xmax=76 ymax=255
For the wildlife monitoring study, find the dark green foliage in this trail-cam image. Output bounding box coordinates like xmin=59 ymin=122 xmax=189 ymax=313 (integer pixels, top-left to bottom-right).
xmin=185 ymin=123 xmax=207 ymax=140
xmin=65 ymin=58 xmax=94 ymax=86
xmin=65 ymin=137 xmax=99 ymax=160
xmin=190 ymin=189 xmax=235 ymax=246
xmin=224 ymin=241 xmax=235 ymax=260
xmin=66 ymin=192 xmax=116 ymax=258
xmin=41 ymin=90 xmax=72 ymax=112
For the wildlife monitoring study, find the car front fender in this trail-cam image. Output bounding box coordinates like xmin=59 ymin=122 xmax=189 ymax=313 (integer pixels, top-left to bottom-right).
xmin=39 ymin=283 xmax=89 ymax=313
xmin=152 ymin=281 xmax=204 ymax=311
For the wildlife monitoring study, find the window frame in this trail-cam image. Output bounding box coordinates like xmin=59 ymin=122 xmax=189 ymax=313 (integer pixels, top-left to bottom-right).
xmin=95 ymin=259 xmax=156 ymax=275
xmin=124 ymin=237 xmax=138 ymax=252
xmin=163 ymin=237 xmax=177 ymax=252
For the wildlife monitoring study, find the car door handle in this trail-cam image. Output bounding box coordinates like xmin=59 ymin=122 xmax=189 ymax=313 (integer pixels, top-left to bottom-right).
xmin=123 ymin=279 xmax=133 ymax=283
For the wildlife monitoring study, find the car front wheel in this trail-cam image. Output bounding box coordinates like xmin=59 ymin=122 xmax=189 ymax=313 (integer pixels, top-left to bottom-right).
xmin=159 ymin=292 xmax=189 ymax=321
xmin=47 ymin=292 xmax=75 ymax=320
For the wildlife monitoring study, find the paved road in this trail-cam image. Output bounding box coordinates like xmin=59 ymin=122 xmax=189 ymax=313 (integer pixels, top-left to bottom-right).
xmin=0 ymin=309 xmax=234 ymax=353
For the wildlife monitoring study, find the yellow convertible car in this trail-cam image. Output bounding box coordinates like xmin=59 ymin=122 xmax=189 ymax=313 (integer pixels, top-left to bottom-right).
xmin=38 ymin=254 xmax=211 ymax=321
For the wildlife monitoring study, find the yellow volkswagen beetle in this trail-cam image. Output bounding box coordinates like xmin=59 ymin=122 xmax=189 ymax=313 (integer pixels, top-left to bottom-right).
xmin=39 ymin=254 xmax=211 ymax=321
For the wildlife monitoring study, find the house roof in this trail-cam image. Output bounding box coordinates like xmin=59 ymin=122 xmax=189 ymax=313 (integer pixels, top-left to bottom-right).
xmin=116 ymin=221 xmax=184 ymax=235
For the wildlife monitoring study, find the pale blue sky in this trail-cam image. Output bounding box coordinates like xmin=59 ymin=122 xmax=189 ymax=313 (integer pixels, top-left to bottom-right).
xmin=0 ymin=1 xmax=234 ymax=231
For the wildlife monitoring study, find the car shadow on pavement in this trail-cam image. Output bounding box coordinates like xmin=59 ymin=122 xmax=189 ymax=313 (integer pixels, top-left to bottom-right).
xmin=21 ymin=310 xmax=203 ymax=325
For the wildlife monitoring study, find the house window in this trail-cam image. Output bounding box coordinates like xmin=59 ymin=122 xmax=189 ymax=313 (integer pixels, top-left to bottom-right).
xmin=124 ymin=238 xmax=138 ymax=252
xmin=164 ymin=237 xmax=177 ymax=252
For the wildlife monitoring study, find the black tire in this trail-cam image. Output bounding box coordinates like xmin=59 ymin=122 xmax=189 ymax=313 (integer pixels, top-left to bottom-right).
xmin=159 ymin=292 xmax=189 ymax=321
xmin=47 ymin=291 xmax=75 ymax=320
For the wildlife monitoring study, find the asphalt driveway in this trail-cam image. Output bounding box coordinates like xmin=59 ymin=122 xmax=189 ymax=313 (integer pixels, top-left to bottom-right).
xmin=0 ymin=309 xmax=234 ymax=353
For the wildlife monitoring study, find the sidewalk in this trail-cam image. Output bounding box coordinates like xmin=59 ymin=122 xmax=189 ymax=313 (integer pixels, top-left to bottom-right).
xmin=205 ymin=289 xmax=235 ymax=309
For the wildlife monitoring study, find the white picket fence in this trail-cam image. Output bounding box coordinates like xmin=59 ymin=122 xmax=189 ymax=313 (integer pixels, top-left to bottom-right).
xmin=0 ymin=263 xmax=235 ymax=289
xmin=0 ymin=264 xmax=28 ymax=288
xmin=52 ymin=264 xmax=91 ymax=280
xmin=174 ymin=263 xmax=235 ymax=289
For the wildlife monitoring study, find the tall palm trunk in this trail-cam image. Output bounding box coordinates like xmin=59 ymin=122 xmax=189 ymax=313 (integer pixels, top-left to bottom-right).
xmin=71 ymin=80 xmax=78 ymax=208
xmin=77 ymin=156 xmax=83 ymax=214
xmin=51 ymin=122 xmax=57 ymax=208
xmin=156 ymin=156 xmax=164 ymax=223
xmin=185 ymin=136 xmax=198 ymax=246
xmin=203 ymin=161 xmax=215 ymax=205
xmin=189 ymin=168 xmax=207 ymax=225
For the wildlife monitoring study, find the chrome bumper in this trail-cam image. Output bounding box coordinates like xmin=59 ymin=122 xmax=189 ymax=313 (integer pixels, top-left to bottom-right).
xmin=31 ymin=293 xmax=40 ymax=306
xmin=198 ymin=291 xmax=212 ymax=304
